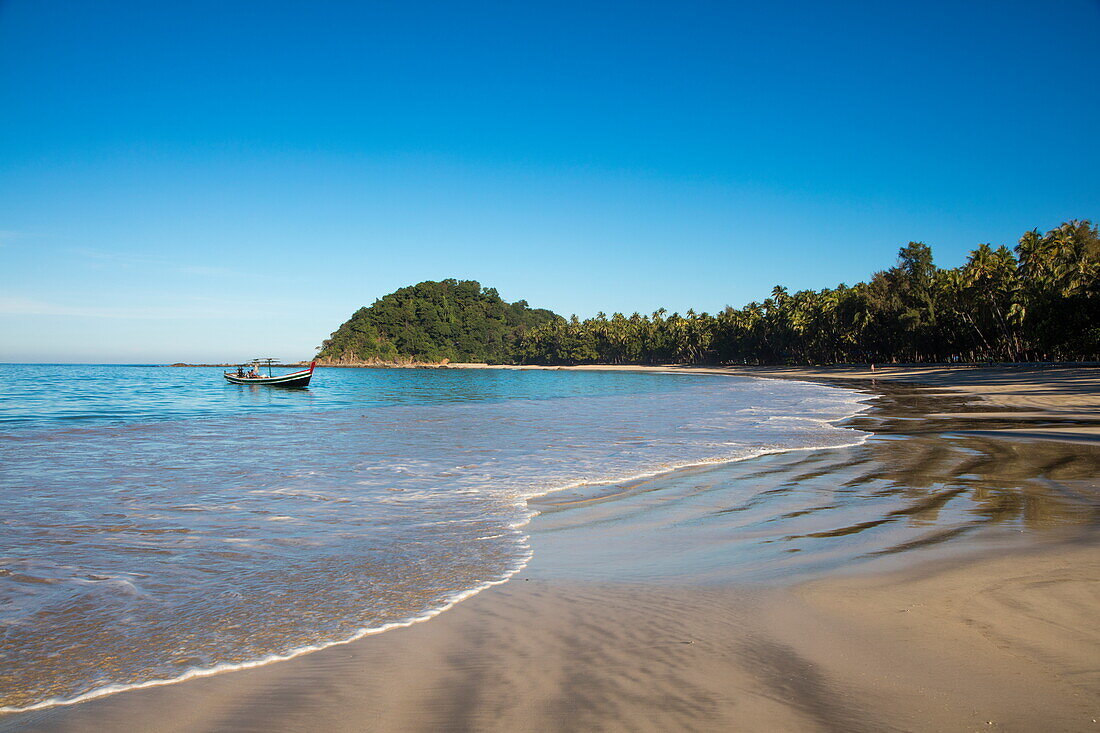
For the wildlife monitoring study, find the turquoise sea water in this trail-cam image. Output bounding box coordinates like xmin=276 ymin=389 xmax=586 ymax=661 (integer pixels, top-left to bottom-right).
xmin=0 ymin=364 xmax=694 ymax=431
xmin=0 ymin=365 xmax=868 ymax=712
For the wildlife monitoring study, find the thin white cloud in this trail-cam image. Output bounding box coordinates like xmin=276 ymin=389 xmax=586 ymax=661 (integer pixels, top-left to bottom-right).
xmin=72 ymin=248 xmax=160 ymax=267
xmin=0 ymin=296 xmax=278 ymax=320
xmin=178 ymin=265 xmax=236 ymax=277
xmin=72 ymin=248 xmax=237 ymax=278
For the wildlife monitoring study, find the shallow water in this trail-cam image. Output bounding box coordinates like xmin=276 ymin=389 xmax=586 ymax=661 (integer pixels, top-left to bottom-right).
xmin=0 ymin=366 xmax=868 ymax=711
xmin=0 ymin=364 xmax=702 ymax=430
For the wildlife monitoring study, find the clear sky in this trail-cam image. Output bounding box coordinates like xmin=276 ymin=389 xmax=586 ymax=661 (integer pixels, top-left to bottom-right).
xmin=1 ymin=0 xmax=1097 ymax=362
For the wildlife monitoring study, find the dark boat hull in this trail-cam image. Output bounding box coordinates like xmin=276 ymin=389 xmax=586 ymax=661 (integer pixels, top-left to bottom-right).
xmin=224 ymin=365 xmax=315 ymax=387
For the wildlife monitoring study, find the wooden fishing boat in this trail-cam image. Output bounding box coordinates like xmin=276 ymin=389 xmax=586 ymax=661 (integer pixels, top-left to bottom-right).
xmin=224 ymin=359 xmax=317 ymax=387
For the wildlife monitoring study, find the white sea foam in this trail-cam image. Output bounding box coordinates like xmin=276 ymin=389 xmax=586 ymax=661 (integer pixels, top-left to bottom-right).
xmin=0 ymin=435 xmax=879 ymax=716
xmin=0 ymin=559 xmax=531 ymax=715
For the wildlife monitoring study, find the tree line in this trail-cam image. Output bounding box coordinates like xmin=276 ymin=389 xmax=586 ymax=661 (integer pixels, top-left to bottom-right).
xmin=513 ymin=220 xmax=1099 ymax=365
xmin=318 ymin=220 xmax=1098 ymax=366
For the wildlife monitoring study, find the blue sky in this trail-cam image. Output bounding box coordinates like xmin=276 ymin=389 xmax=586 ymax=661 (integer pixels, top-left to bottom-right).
xmin=1 ymin=0 xmax=1097 ymax=362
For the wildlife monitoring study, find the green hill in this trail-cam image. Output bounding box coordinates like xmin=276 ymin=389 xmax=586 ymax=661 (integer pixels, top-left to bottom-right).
xmin=317 ymin=279 xmax=561 ymax=364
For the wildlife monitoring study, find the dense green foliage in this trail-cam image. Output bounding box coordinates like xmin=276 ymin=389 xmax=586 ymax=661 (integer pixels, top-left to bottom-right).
xmin=513 ymin=220 xmax=1100 ymax=365
xmin=317 ymin=279 xmax=561 ymax=363
xmin=320 ymin=221 xmax=1099 ymax=366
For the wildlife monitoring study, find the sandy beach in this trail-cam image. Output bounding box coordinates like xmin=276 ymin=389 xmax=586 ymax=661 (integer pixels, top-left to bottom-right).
xmin=5 ymin=365 xmax=1099 ymax=732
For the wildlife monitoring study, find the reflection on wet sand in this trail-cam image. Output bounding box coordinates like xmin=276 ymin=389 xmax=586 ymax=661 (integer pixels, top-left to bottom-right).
xmin=533 ymin=383 xmax=1100 ymax=582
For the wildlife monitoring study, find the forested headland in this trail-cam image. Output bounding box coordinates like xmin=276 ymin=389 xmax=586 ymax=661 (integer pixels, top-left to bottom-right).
xmin=319 ymin=220 xmax=1099 ymax=366
xmin=316 ymin=279 xmax=559 ymax=364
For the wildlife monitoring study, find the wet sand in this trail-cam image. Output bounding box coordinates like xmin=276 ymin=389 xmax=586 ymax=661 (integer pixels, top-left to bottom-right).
xmin=5 ymin=366 xmax=1099 ymax=732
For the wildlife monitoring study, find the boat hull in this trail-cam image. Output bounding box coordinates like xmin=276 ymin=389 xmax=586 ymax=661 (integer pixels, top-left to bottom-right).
xmin=224 ymin=366 xmax=314 ymax=387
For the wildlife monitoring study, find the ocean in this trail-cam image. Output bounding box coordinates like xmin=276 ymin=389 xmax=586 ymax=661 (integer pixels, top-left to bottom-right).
xmin=0 ymin=365 xmax=869 ymax=712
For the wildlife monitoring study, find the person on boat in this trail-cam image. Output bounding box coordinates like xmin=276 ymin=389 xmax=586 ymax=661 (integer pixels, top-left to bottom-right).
xmin=249 ymin=364 xmax=261 ymax=378
xmin=236 ymin=365 xmax=245 ymax=377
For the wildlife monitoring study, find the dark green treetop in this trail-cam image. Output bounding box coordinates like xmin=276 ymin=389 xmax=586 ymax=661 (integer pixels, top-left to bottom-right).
xmin=317 ymin=279 xmax=561 ymax=363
